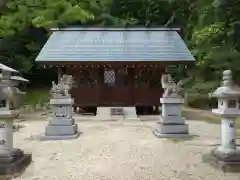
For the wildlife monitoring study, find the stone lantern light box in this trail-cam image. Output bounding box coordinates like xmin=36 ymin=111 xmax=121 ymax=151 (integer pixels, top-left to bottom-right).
xmin=211 ymin=70 xmax=240 ymax=117
xmin=217 ymin=97 xmax=240 ymax=113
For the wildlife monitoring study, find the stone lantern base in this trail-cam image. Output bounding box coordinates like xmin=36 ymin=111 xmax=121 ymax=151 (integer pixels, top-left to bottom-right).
xmin=0 ymin=109 xmax=32 ymax=175
xmin=0 ymin=149 xmax=32 ymax=175
xmin=202 ymin=148 xmax=240 ymax=172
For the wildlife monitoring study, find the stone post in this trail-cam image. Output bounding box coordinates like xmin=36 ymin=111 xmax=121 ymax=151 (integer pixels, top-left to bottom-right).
xmin=0 ymin=118 xmax=13 ymax=153
xmin=153 ymin=74 xmax=189 ymax=138
xmin=220 ymin=118 xmax=236 ymax=151
xmin=0 ymin=65 xmax=31 ymax=175
xmin=44 ymin=75 xmax=81 ymax=140
xmin=203 ymin=70 xmax=240 ymax=172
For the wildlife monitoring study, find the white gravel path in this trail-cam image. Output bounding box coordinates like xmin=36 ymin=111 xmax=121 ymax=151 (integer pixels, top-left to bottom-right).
xmin=7 ymin=116 xmax=240 ymax=180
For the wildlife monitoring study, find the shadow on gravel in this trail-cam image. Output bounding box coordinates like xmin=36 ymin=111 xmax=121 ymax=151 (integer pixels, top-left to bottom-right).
xmin=17 ymin=111 xmax=52 ymax=122
xmin=24 ymin=134 xmax=44 ymax=142
xmin=163 ymin=135 xmax=199 ymax=143
xmin=0 ymin=158 xmax=31 ymax=180
xmin=109 ymin=123 xmax=152 ymax=129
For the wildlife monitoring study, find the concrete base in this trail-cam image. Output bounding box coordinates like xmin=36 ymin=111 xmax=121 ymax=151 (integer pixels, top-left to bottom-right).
xmin=111 ymin=115 xmax=124 ymax=121
xmin=45 ymin=124 xmax=78 ymax=136
xmin=155 ymin=121 xmax=189 ymax=134
xmin=0 ymin=154 xmax=32 ymax=175
xmin=202 ymin=148 xmax=240 ymax=172
xmin=42 ymin=131 xmax=81 ymax=140
xmin=96 ymin=107 xmax=111 ymax=120
xmin=123 ymin=107 xmax=138 ymax=120
xmin=96 ymin=107 xmax=138 ymax=121
xmin=153 ymin=129 xmax=190 ymax=138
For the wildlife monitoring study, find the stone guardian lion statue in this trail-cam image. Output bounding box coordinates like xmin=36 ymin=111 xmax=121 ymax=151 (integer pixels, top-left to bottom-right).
xmin=51 ymin=75 xmax=74 ymax=98
xmin=161 ymin=74 xmax=189 ymax=98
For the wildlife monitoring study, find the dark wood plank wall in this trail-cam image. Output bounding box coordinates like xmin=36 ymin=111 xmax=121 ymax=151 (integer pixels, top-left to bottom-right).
xmin=68 ymin=66 xmax=165 ymax=107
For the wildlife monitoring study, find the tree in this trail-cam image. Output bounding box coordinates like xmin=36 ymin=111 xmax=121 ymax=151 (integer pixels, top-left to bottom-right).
xmin=0 ymin=0 xmax=115 ymax=72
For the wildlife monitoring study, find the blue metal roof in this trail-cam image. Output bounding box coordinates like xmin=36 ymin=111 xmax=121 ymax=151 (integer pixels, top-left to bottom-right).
xmin=35 ymin=28 xmax=195 ymax=62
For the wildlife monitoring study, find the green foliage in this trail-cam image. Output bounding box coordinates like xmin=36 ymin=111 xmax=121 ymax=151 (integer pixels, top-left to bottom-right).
xmin=185 ymin=93 xmax=209 ymax=109
xmin=192 ymin=23 xmax=225 ymax=46
xmin=184 ymin=80 xmax=218 ymax=109
xmin=187 ymin=80 xmax=218 ymax=94
xmin=0 ymin=0 xmax=97 ymax=35
xmin=24 ymin=89 xmax=50 ymax=105
xmin=0 ymin=0 xmax=115 ymax=72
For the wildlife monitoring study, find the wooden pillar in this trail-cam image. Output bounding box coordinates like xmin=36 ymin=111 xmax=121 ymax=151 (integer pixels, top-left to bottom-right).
xmin=164 ymin=66 xmax=168 ymax=74
xmin=97 ymin=67 xmax=103 ymax=87
xmin=128 ymin=67 xmax=134 ymax=88
xmin=57 ymin=66 xmax=62 ymax=83
xmin=98 ymin=67 xmax=104 ymax=106
xmin=66 ymin=66 xmax=68 ymax=75
xmin=128 ymin=67 xmax=135 ymax=105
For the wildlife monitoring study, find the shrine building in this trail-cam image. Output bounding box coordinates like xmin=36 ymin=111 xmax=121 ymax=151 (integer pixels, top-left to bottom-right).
xmin=35 ymin=27 xmax=195 ymax=112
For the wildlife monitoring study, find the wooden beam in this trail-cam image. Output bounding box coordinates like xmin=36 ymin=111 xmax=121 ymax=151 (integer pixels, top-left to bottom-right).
xmin=41 ymin=61 xmax=194 ymax=69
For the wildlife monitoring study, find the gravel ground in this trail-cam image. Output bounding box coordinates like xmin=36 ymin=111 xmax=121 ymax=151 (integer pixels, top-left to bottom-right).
xmin=7 ymin=115 xmax=240 ymax=180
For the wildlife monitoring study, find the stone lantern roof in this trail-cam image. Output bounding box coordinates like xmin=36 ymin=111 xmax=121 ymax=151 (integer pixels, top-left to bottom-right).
xmin=0 ymin=63 xmax=29 ymax=83
xmin=210 ymin=70 xmax=240 ymax=98
xmin=10 ymin=76 xmax=29 ymax=82
xmin=0 ymin=63 xmax=18 ymax=73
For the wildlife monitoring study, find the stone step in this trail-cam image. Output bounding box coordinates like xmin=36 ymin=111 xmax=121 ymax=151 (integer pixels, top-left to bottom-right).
xmin=110 ymin=108 xmax=124 ymax=115
xmin=111 ymin=115 xmax=124 ymax=121
xmin=96 ymin=107 xmax=138 ymax=121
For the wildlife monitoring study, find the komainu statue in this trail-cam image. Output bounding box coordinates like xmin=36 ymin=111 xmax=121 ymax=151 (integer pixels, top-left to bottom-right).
xmin=161 ymin=74 xmax=188 ymax=98
xmin=51 ymin=75 xmax=74 ymax=98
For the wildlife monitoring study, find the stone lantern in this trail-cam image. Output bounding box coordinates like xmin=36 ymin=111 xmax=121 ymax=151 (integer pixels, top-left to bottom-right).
xmin=0 ymin=64 xmax=31 ymax=174
xmin=204 ymin=70 xmax=240 ymax=172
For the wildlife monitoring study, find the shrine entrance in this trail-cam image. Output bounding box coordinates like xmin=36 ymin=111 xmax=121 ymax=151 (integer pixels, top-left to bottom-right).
xmin=101 ymin=68 xmax=134 ymax=106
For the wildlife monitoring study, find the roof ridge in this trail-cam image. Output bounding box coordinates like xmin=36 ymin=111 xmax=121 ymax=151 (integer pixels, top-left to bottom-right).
xmin=50 ymin=27 xmax=181 ymax=32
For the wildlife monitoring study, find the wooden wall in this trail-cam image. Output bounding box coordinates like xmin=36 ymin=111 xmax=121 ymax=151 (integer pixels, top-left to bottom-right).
xmin=68 ymin=67 xmax=164 ymax=107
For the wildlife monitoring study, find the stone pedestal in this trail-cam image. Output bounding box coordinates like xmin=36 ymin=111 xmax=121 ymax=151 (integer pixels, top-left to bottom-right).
xmin=153 ymin=97 xmax=189 ymax=138
xmin=44 ymin=98 xmax=81 ymax=140
xmin=0 ymin=110 xmax=31 ymax=174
